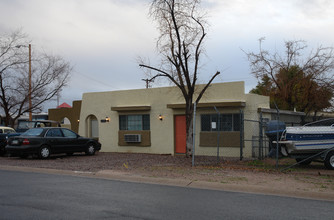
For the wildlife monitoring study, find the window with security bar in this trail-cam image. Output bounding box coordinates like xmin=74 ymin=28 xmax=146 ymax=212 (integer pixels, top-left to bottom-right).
xmin=201 ymin=114 xmax=240 ymax=131
xmin=119 ymin=114 xmax=150 ymax=130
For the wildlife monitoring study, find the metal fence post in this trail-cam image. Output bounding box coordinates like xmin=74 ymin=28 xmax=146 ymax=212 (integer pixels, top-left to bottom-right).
xmin=274 ymin=103 xmax=280 ymax=169
xmin=214 ymin=106 xmax=221 ymax=163
xmin=240 ymin=109 xmax=244 ymax=161
xmin=192 ymin=102 xmax=197 ymax=167
xmin=259 ymin=112 xmax=263 ymax=159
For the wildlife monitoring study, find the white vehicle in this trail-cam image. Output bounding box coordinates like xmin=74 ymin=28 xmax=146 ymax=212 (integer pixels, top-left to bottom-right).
xmin=278 ymin=119 xmax=334 ymax=169
xmin=0 ymin=126 xmax=17 ymax=155
xmin=0 ymin=126 xmax=16 ymax=134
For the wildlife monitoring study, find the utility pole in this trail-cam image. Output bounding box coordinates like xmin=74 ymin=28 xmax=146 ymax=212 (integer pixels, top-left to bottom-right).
xmin=28 ymin=44 xmax=32 ymax=121
xmin=142 ymin=78 xmax=150 ymax=89
xmin=57 ymin=93 xmax=60 ymax=107
xmin=142 ymin=78 xmax=154 ymax=89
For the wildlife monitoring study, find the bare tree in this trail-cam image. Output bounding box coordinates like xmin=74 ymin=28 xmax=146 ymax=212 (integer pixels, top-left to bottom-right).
xmin=0 ymin=30 xmax=72 ymax=126
xmin=245 ymin=38 xmax=334 ymax=120
xmin=139 ymin=0 xmax=220 ymax=156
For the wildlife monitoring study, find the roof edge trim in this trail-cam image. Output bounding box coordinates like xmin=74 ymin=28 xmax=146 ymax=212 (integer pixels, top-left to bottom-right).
xmin=111 ymin=106 xmax=151 ymax=111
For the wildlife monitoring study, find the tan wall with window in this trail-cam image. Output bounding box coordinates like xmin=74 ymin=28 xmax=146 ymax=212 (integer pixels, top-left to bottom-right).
xmin=78 ymin=81 xmax=270 ymax=156
xmin=199 ymin=132 xmax=240 ymax=147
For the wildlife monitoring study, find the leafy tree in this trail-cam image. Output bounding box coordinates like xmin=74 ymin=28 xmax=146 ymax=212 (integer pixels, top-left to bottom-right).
xmin=250 ymin=75 xmax=273 ymax=97
xmin=139 ymin=0 xmax=220 ymax=156
xmin=0 ymin=30 xmax=72 ymax=126
xmin=246 ymin=39 xmax=334 ymax=121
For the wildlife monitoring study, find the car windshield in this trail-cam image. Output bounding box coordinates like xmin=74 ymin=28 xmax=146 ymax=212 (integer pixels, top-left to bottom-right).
xmin=4 ymin=129 xmax=15 ymax=134
xmin=304 ymin=118 xmax=334 ymax=127
xmin=17 ymin=121 xmax=35 ymax=130
xmin=21 ymin=128 xmax=44 ymax=136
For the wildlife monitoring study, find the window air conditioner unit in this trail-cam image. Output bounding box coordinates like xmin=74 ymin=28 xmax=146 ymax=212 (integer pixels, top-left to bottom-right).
xmin=124 ymin=134 xmax=141 ymax=143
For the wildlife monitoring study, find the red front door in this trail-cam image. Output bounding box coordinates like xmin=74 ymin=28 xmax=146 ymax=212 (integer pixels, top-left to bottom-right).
xmin=175 ymin=115 xmax=186 ymax=154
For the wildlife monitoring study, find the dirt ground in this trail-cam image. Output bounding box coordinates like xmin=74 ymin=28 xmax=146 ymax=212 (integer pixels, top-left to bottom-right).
xmin=1 ymin=152 xmax=334 ymax=200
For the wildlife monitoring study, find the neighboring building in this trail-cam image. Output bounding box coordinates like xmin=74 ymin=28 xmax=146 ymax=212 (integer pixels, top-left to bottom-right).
xmin=259 ymin=108 xmax=305 ymax=126
xmin=78 ymin=81 xmax=270 ymax=157
xmin=48 ymin=101 xmax=81 ymax=133
xmin=306 ymin=111 xmax=334 ymax=123
xmin=57 ymin=102 xmax=72 ymax=109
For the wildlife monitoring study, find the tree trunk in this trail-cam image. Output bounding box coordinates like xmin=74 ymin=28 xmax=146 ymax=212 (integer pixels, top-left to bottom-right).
xmin=185 ymin=103 xmax=194 ymax=157
xmin=186 ymin=116 xmax=193 ymax=157
xmin=5 ymin=113 xmax=11 ymax=127
xmin=312 ymin=111 xmax=318 ymax=122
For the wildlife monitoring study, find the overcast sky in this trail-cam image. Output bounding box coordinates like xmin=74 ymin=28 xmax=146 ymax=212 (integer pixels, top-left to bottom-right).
xmin=0 ymin=0 xmax=333 ymax=110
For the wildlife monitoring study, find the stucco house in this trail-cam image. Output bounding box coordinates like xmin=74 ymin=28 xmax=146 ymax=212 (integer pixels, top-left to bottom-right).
xmin=75 ymin=81 xmax=270 ymax=158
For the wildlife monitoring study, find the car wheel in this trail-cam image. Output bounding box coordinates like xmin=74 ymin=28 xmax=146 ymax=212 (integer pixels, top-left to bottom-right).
xmin=85 ymin=143 xmax=96 ymax=156
xmin=324 ymin=151 xmax=334 ymax=170
xmin=296 ymin=158 xmax=312 ymax=166
xmin=39 ymin=146 xmax=50 ymax=159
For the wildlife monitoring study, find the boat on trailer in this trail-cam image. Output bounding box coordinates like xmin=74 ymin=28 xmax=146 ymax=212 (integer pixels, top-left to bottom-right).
xmin=277 ymin=118 xmax=334 ymax=169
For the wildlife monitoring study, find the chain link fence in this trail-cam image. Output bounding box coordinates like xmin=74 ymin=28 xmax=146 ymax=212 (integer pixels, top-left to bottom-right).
xmin=192 ymin=109 xmax=250 ymax=166
xmin=192 ymin=106 xmax=334 ymax=170
xmin=243 ymin=112 xmax=270 ymax=160
xmin=192 ymin=109 xmax=272 ymax=166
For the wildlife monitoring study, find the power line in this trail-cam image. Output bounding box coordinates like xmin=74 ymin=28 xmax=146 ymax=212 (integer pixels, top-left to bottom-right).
xmin=73 ymin=70 xmax=120 ymax=89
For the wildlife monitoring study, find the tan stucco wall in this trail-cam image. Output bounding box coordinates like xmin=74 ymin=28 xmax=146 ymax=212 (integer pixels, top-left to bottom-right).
xmin=78 ymin=81 xmax=270 ymax=157
xmin=48 ymin=100 xmax=81 ymax=133
xmin=118 ymin=130 xmax=151 ymax=147
xmin=234 ymin=93 xmax=271 ymax=157
xmin=199 ymin=132 xmax=240 ymax=147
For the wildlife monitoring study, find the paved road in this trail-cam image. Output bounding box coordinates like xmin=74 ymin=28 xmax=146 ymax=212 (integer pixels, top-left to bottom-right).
xmin=0 ymin=170 xmax=333 ymax=220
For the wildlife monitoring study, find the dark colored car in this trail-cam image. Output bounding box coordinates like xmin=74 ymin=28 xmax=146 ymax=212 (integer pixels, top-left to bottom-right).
xmin=6 ymin=127 xmax=101 ymax=159
xmin=0 ymin=126 xmax=18 ymax=156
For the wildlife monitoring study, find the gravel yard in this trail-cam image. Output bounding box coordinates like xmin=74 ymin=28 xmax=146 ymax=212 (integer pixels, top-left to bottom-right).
xmin=0 ymin=152 xmax=193 ymax=172
xmin=1 ymin=152 xmax=334 ymax=200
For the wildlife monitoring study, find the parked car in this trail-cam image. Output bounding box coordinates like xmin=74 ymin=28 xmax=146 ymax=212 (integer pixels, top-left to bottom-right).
xmin=0 ymin=126 xmax=16 ymax=134
xmin=6 ymin=127 xmax=101 ymax=159
xmin=0 ymin=126 xmax=17 ymax=156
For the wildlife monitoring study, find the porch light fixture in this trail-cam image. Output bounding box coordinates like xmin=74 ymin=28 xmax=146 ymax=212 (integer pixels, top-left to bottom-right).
xmin=101 ymin=116 xmax=110 ymax=123
xmin=159 ymin=114 xmax=163 ymax=121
